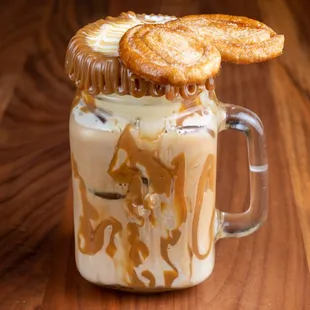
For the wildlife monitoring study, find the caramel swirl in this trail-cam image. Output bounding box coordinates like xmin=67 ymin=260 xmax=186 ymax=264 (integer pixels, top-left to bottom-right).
xmin=171 ymin=154 xmax=187 ymax=224
xmin=127 ymin=222 xmax=149 ymax=265
xmin=121 ymin=222 xmax=151 ymax=289
xmin=161 ymin=229 xmax=182 ymax=287
xmin=79 ymin=217 xmax=122 ymax=257
xmin=108 ymin=125 xmax=189 ymax=228
xmin=108 ymin=124 xmax=190 ymax=287
xmin=71 ymin=155 xmax=122 ymax=257
xmin=192 ymin=154 xmax=215 ymax=259
xmin=108 ymin=125 xmax=173 ymax=198
xmin=72 ymin=107 xmax=218 ymax=287
xmin=141 ymin=270 xmax=156 ymax=288
xmin=108 ymin=125 xmax=171 ymax=225
xmin=65 ymin=12 xmax=208 ymax=100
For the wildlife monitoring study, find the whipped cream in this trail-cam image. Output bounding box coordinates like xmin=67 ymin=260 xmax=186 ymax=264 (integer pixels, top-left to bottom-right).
xmin=86 ymin=14 xmax=176 ymax=56
xmin=87 ymin=20 xmax=142 ymax=56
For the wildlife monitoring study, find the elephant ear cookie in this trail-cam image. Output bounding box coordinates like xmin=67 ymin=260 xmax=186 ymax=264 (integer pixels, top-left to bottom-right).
xmin=119 ymin=24 xmax=221 ymax=86
xmin=166 ymin=14 xmax=285 ymax=64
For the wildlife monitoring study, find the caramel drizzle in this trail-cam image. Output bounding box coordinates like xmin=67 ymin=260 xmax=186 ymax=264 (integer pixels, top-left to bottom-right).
xmin=79 ymin=217 xmax=122 ymax=256
xmin=72 ymin=117 xmax=216 ymax=288
xmin=71 ymin=155 xmax=122 ymax=257
xmin=72 ymin=91 xmax=95 ymax=114
xmin=65 ymin=12 xmax=210 ymax=100
xmin=124 ymin=222 xmax=156 ymax=288
xmin=81 ymin=91 xmax=96 ymax=110
xmin=80 ymin=106 xmax=90 ymax=113
xmin=127 ymin=269 xmax=146 ymax=288
xmin=141 ymin=270 xmax=156 ymax=288
xmin=187 ymin=244 xmax=193 ymax=279
xmin=108 ymin=125 xmax=175 ymax=288
xmin=107 ymin=125 xmax=191 ymax=288
xmin=108 ymin=125 xmax=173 ymax=198
xmin=71 ymin=90 xmax=81 ymax=109
xmin=161 ymin=229 xmax=182 ymax=287
xmin=127 ymin=222 xmax=149 ymax=266
xmin=126 ymin=268 xmax=156 ymax=289
xmin=161 ymin=154 xmax=187 ymax=287
xmin=192 ymin=154 xmax=215 ymax=259
xmin=108 ymin=125 xmax=189 ymax=228
xmin=171 ymin=154 xmax=187 ymax=224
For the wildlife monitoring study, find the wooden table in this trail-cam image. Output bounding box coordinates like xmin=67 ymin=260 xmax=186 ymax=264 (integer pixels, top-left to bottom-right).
xmin=1 ymin=0 xmax=310 ymax=309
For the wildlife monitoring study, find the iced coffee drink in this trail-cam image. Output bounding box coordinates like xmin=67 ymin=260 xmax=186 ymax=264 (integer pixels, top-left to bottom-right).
xmin=66 ymin=12 xmax=283 ymax=291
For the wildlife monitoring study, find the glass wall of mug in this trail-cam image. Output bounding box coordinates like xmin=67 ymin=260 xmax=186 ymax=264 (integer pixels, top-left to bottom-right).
xmin=70 ymin=87 xmax=225 ymax=292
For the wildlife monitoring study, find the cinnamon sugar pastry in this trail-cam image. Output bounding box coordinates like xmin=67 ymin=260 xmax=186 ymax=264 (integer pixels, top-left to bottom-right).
xmin=166 ymin=14 xmax=284 ymax=64
xmin=65 ymin=12 xmax=284 ymax=97
xmin=119 ymin=24 xmax=221 ymax=86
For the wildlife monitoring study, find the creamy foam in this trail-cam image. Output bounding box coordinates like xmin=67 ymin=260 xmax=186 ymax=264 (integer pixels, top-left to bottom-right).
xmin=73 ymin=92 xmax=220 ymax=140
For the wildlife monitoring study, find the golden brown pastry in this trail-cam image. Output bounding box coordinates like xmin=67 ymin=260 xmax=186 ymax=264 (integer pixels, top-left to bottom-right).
xmin=166 ymin=14 xmax=285 ymax=64
xmin=119 ymin=24 xmax=221 ymax=86
xmin=66 ymin=12 xmax=285 ymax=96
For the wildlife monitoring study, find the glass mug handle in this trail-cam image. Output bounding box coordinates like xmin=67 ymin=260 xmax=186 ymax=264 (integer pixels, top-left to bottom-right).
xmin=216 ymin=103 xmax=268 ymax=239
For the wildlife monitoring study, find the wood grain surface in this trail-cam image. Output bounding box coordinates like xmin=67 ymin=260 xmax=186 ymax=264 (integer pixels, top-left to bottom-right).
xmin=0 ymin=0 xmax=309 ymax=309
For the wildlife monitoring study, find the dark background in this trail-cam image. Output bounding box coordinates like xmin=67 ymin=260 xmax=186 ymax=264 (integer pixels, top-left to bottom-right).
xmin=0 ymin=0 xmax=309 ymax=309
